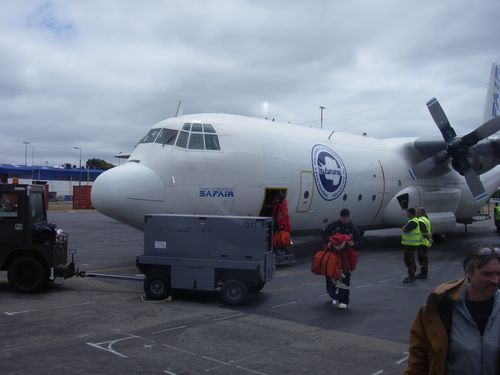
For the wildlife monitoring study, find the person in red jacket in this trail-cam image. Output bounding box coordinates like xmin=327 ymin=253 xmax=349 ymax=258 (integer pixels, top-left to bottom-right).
xmin=322 ymin=208 xmax=361 ymax=310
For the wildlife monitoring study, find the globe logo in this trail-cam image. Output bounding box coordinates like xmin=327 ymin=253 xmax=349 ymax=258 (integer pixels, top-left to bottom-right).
xmin=311 ymin=144 xmax=347 ymax=201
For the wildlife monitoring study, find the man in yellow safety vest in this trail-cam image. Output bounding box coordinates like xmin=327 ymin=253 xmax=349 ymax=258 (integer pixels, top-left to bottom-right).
xmin=415 ymin=207 xmax=432 ymax=279
xmin=401 ymin=208 xmax=421 ymax=283
xmin=494 ymin=203 xmax=500 ymax=235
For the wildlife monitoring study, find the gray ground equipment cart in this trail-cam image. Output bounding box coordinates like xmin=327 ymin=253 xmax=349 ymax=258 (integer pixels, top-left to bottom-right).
xmin=136 ymin=214 xmax=275 ymax=305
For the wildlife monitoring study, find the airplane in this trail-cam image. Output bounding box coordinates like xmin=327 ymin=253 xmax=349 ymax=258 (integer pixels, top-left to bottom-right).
xmin=91 ymin=63 xmax=500 ymax=236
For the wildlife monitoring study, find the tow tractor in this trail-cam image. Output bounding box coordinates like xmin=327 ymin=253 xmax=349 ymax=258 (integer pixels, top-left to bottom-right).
xmin=0 ymin=183 xmax=75 ymax=292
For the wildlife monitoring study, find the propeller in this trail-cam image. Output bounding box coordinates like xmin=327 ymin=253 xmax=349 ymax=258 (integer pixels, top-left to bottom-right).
xmin=410 ymin=97 xmax=500 ymax=202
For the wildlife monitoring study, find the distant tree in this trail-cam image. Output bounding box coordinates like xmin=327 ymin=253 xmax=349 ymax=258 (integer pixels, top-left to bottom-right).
xmin=86 ymin=158 xmax=115 ymax=170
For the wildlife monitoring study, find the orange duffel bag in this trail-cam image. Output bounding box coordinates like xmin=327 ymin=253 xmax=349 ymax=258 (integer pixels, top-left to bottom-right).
xmin=311 ymin=250 xmax=341 ymax=280
xmin=273 ymin=230 xmax=291 ymax=248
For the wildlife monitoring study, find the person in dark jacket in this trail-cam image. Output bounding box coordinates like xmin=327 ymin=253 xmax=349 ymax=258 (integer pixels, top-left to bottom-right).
xmin=322 ymin=208 xmax=362 ymax=310
xmin=405 ymin=244 xmax=500 ymax=375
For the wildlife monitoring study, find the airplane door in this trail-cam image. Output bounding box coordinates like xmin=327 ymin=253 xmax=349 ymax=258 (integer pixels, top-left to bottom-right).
xmin=296 ymin=170 xmax=314 ymax=213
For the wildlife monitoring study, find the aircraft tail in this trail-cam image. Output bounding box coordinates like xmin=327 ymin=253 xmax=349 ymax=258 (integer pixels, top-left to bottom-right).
xmin=482 ymin=63 xmax=500 ymax=123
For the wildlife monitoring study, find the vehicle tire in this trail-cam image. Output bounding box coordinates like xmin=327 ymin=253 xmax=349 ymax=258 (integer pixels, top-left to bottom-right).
xmin=7 ymin=257 xmax=48 ymax=293
xmin=144 ymin=273 xmax=171 ymax=300
xmin=221 ymin=279 xmax=248 ymax=305
xmin=249 ymin=281 xmax=266 ymax=293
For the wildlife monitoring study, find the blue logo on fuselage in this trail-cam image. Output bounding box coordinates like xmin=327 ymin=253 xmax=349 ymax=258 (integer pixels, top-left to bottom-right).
xmin=311 ymin=144 xmax=347 ymax=201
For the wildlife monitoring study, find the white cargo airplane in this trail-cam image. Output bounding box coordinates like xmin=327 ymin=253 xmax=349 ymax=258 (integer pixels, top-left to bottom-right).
xmin=92 ymin=64 xmax=500 ymax=235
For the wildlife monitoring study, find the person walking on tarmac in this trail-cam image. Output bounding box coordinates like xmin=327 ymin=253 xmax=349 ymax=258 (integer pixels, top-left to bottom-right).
xmin=494 ymin=203 xmax=500 ymax=235
xmin=322 ymin=208 xmax=361 ymax=310
xmin=401 ymin=208 xmax=423 ymax=284
xmin=415 ymin=207 xmax=432 ymax=279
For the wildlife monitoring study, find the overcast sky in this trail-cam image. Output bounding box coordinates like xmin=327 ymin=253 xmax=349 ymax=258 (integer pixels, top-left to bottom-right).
xmin=1 ymin=0 xmax=499 ymax=167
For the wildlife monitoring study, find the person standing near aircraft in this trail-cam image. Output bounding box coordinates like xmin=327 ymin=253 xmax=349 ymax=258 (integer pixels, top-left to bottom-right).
xmin=494 ymin=203 xmax=500 ymax=235
xmin=322 ymin=208 xmax=361 ymax=310
xmin=401 ymin=208 xmax=422 ymax=283
xmin=415 ymin=207 xmax=432 ymax=279
xmin=405 ymin=245 xmax=500 ymax=375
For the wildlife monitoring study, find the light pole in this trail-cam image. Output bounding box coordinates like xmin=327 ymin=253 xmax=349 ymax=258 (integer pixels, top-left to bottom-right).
xmin=22 ymin=141 xmax=30 ymax=165
xmin=73 ymin=146 xmax=82 ymax=186
xmin=319 ymin=106 xmax=325 ymax=129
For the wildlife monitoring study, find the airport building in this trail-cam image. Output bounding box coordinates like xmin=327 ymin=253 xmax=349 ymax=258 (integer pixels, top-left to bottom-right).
xmin=0 ymin=163 xmax=104 ymax=202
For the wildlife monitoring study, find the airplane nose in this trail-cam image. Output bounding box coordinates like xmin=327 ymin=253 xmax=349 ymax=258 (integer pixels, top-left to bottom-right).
xmin=91 ymin=162 xmax=165 ymax=229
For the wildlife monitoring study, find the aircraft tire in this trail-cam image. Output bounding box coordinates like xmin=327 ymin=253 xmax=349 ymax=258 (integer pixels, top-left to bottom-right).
xmin=8 ymin=256 xmax=48 ymax=293
xmin=144 ymin=273 xmax=171 ymax=300
xmin=221 ymin=279 xmax=248 ymax=305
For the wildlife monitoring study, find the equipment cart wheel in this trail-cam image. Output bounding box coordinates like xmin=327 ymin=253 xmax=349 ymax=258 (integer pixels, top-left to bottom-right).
xmin=144 ymin=273 xmax=171 ymax=300
xmin=221 ymin=279 xmax=248 ymax=305
xmin=7 ymin=257 xmax=48 ymax=293
xmin=249 ymin=281 xmax=266 ymax=293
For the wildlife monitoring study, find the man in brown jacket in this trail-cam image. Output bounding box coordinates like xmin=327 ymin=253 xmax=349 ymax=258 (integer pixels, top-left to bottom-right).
xmin=405 ymin=245 xmax=500 ymax=375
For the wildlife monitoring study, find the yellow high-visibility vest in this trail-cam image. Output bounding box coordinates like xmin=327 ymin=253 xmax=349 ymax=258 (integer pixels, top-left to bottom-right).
xmin=495 ymin=206 xmax=500 ymax=220
xmin=418 ymin=216 xmax=432 ymax=248
xmin=402 ymin=218 xmax=421 ymax=247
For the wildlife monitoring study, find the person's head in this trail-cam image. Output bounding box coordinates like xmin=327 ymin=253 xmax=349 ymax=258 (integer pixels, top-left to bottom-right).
xmin=406 ymin=208 xmax=416 ymax=218
xmin=416 ymin=207 xmax=426 ymax=217
xmin=339 ymin=208 xmax=350 ymax=225
xmin=462 ymin=245 xmax=500 ymax=301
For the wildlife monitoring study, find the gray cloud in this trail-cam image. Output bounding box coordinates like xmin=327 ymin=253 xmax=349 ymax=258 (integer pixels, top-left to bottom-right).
xmin=0 ymin=0 xmax=499 ymax=166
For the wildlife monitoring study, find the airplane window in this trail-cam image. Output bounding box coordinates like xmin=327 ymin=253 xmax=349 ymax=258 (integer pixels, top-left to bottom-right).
xmin=188 ymin=133 xmax=204 ymax=149
xmin=205 ymin=134 xmax=220 ymax=150
xmin=372 ymin=194 xmax=376 ymax=201
xmin=203 ymin=124 xmax=216 ymax=133
xmin=358 ymin=194 xmax=362 ymax=201
xmin=342 ymin=194 xmax=347 ymax=201
xmin=176 ymin=131 xmax=189 ymax=148
xmin=191 ymin=123 xmax=203 ymax=132
xmin=156 ymin=129 xmax=178 ymax=145
xmin=183 ymin=123 xmax=191 ymax=131
xmin=140 ymin=128 xmax=161 ymax=143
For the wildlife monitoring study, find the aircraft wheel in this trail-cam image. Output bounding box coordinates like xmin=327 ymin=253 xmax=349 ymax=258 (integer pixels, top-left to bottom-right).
xmin=8 ymin=257 xmax=48 ymax=293
xmin=221 ymin=279 xmax=248 ymax=305
xmin=144 ymin=273 xmax=171 ymax=300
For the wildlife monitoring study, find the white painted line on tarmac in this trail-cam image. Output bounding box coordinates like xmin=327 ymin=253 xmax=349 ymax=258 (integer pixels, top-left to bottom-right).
xmin=202 ymin=355 xmax=231 ymax=365
xmin=152 ymin=325 xmax=188 ymax=334
xmin=86 ymin=333 xmax=142 ymax=359
xmin=370 ymin=370 xmax=384 ymax=375
xmin=353 ymin=283 xmax=373 ymax=289
xmin=212 ymin=313 xmax=244 ymax=322
xmin=271 ymin=300 xmax=299 ymax=309
xmin=396 ymin=352 xmax=409 ymax=364
xmin=4 ymin=302 xmax=91 ymax=316
xmin=377 ymin=277 xmax=398 ymax=283
xmin=164 ymin=370 xmax=178 ymax=375
xmin=318 ymin=293 xmax=329 ymax=298
xmin=4 ymin=309 xmax=37 ymax=316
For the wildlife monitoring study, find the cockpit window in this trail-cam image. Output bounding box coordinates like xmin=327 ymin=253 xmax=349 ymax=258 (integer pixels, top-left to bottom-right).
xmin=191 ymin=123 xmax=203 ymax=132
xmin=140 ymin=128 xmax=161 ymax=143
xmin=155 ymin=128 xmax=178 ymax=145
xmin=205 ymin=134 xmax=220 ymax=150
xmin=182 ymin=123 xmax=191 ymax=131
xmin=203 ymin=124 xmax=216 ymax=133
xmin=188 ymin=133 xmax=204 ymax=149
xmin=176 ymin=130 xmax=189 ymax=148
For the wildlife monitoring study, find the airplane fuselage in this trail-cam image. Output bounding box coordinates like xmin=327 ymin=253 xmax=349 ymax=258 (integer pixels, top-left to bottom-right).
xmin=91 ymin=114 xmax=500 ymax=233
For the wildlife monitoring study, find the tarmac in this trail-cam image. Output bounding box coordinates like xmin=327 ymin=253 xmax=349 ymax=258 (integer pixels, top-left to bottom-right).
xmin=1 ymin=210 xmax=499 ymax=375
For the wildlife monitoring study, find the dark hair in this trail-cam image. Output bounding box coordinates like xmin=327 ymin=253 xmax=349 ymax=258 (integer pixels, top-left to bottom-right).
xmin=340 ymin=208 xmax=350 ymax=217
xmin=463 ymin=244 xmax=500 ymax=274
xmin=407 ymin=208 xmax=416 ymax=216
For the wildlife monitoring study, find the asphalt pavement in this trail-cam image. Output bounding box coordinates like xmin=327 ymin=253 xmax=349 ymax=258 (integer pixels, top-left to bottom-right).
xmin=1 ymin=210 xmax=498 ymax=375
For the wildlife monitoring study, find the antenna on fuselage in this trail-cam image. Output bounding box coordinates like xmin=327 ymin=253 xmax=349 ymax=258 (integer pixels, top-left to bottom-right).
xmin=175 ymin=100 xmax=183 ymax=117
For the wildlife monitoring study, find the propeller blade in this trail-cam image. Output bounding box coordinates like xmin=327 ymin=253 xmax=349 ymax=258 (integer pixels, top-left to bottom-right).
xmin=463 ymin=167 xmax=488 ymax=202
xmin=426 ymin=97 xmax=457 ymax=142
xmin=409 ymin=149 xmax=449 ymax=180
xmin=461 ymin=116 xmax=500 ymax=147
